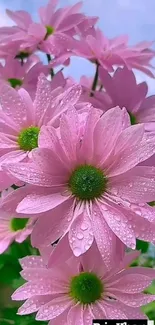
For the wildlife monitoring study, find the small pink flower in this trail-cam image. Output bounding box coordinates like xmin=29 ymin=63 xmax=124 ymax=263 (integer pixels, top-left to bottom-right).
xmin=12 ymin=244 xmax=155 ymax=322
xmin=0 ymin=189 xmax=34 ymax=253
xmin=0 ymin=73 xmax=82 ymax=190
xmin=73 ymin=28 xmax=155 ymax=77
xmin=90 ymin=67 xmax=155 ymax=131
xmin=3 ymin=107 xmax=155 ymax=267
xmin=0 ymin=56 xmax=48 ymax=99
xmin=0 ymin=1 xmax=96 ymax=56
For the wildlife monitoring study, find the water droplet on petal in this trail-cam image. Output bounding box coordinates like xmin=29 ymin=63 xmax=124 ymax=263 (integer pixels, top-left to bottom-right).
xmin=74 ymin=247 xmax=81 ymax=256
xmin=77 ymin=232 xmax=84 ymax=240
xmin=80 ymin=223 xmax=89 ymax=231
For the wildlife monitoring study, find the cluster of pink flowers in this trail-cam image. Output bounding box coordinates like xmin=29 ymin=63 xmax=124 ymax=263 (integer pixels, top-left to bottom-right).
xmin=0 ymin=0 xmax=155 ymax=323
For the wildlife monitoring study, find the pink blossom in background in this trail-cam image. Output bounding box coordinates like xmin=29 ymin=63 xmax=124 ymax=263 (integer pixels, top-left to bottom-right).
xmin=0 ymin=189 xmax=34 ymax=254
xmin=0 ymin=0 xmax=97 ymax=58
xmin=89 ymin=67 xmax=155 ymax=131
xmin=0 ymin=73 xmax=82 ymax=190
xmin=73 ymin=29 xmax=155 ymax=77
xmin=3 ymin=107 xmax=155 ymax=267
xmin=0 ymin=56 xmax=48 ymax=99
xmin=12 ymin=244 xmax=155 ymax=322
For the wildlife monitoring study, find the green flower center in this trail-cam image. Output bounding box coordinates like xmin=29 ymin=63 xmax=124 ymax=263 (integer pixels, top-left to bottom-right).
xmin=70 ymin=272 xmax=103 ymax=304
xmin=10 ymin=218 xmax=29 ymax=232
xmin=45 ymin=25 xmax=55 ymax=39
xmin=18 ymin=126 xmax=40 ymax=151
xmin=15 ymin=51 xmax=30 ymax=60
xmin=8 ymin=78 xmax=23 ymax=88
xmin=128 ymin=111 xmax=137 ymax=125
xmin=68 ymin=165 xmax=107 ymax=200
xmin=149 ymin=201 xmax=155 ymax=207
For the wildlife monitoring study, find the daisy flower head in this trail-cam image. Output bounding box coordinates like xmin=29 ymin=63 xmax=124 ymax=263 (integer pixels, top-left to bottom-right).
xmin=0 ymin=0 xmax=97 ymax=57
xmin=12 ymin=243 xmax=155 ymax=323
xmin=94 ymin=67 xmax=155 ymax=131
xmin=0 ymin=73 xmax=82 ymax=190
xmin=0 ymin=56 xmax=48 ymax=99
xmin=73 ymin=28 xmax=155 ymax=77
xmin=3 ymin=106 xmax=155 ymax=268
xmin=0 ymin=189 xmax=34 ymax=254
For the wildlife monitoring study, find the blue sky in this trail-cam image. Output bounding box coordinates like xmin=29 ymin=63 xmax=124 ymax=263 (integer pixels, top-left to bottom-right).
xmin=0 ymin=0 xmax=155 ymax=93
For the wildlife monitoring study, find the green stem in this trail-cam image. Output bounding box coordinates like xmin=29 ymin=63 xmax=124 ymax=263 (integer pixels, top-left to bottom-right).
xmin=90 ymin=62 xmax=99 ymax=97
xmin=46 ymin=54 xmax=54 ymax=79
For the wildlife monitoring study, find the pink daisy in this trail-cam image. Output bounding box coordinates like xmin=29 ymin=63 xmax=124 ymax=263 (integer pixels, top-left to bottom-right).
xmin=0 ymin=1 xmax=94 ymax=56
xmin=0 ymin=73 xmax=82 ymax=190
xmin=90 ymin=67 xmax=155 ymax=131
xmin=12 ymin=244 xmax=155 ymax=322
xmin=3 ymin=107 xmax=155 ymax=267
xmin=0 ymin=56 xmax=48 ymax=99
xmin=73 ymin=28 xmax=155 ymax=77
xmin=0 ymin=189 xmax=34 ymax=254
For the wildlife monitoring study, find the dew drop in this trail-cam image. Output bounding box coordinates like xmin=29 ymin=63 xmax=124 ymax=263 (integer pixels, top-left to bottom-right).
xmin=80 ymin=223 xmax=89 ymax=231
xmin=74 ymin=247 xmax=81 ymax=256
xmin=77 ymin=232 xmax=84 ymax=240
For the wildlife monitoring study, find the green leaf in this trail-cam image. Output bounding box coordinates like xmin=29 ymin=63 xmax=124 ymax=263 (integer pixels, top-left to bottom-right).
xmin=1 ymin=307 xmax=47 ymax=325
xmin=136 ymin=239 xmax=149 ymax=253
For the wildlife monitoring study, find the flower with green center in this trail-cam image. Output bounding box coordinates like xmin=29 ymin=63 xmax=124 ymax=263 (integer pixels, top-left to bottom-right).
xmin=8 ymin=78 xmax=23 ymax=88
xmin=45 ymin=25 xmax=55 ymax=39
xmin=14 ymin=242 xmax=154 ymax=321
xmin=18 ymin=126 xmax=40 ymax=151
xmin=10 ymin=218 xmax=29 ymax=232
xmin=70 ymin=272 xmax=103 ymax=304
xmin=68 ymin=165 xmax=107 ymax=200
xmin=128 ymin=111 xmax=137 ymax=125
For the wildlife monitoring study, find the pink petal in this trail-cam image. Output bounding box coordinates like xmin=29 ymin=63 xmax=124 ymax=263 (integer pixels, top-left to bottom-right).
xmin=19 ymin=256 xmax=45 ymax=269
xmin=0 ymin=84 xmax=32 ymax=128
xmin=48 ymin=234 xmax=73 ymax=267
xmin=108 ymin=127 xmax=155 ymax=176
xmin=109 ymin=167 xmax=155 ymax=203
xmin=116 ymin=304 xmax=148 ymax=319
xmin=60 ymin=107 xmax=79 ymax=162
xmin=18 ymin=295 xmax=53 ymax=315
xmin=79 ymin=108 xmax=100 ymax=164
xmin=67 ymin=303 xmax=84 ymax=325
xmin=48 ymin=309 xmax=68 ymax=325
xmin=93 ymin=107 xmax=128 ymax=167
xmin=99 ymin=201 xmax=136 ymax=249
xmin=6 ymin=9 xmax=32 ymax=29
xmin=4 ymin=162 xmax=66 ymax=187
xmin=103 ymin=301 xmax=128 ymax=319
xmin=50 ymin=84 xmax=82 ymax=125
xmin=91 ymin=203 xmax=119 ymax=269
xmin=34 ymin=74 xmax=54 ymax=126
xmin=12 ymin=280 xmax=63 ymax=301
xmin=28 ymin=23 xmax=46 ymax=40
xmin=69 ymin=208 xmax=94 ymax=256
xmin=0 ymin=150 xmax=27 ymax=167
xmin=109 ymin=291 xmax=155 ymax=307
xmin=38 ymin=126 xmax=70 ymax=169
xmin=20 ymin=268 xmax=52 ymax=281
xmin=32 ymin=148 xmax=68 ymax=176
xmin=31 ymin=198 xmax=74 ymax=247
xmin=0 ymin=237 xmax=13 ymax=253
xmin=108 ymin=273 xmax=152 ymax=293
xmin=0 ymin=170 xmax=15 ymax=191
xmin=118 ymin=250 xmax=140 ymax=269
xmin=36 ymin=296 xmax=73 ymax=321
xmin=58 ymin=14 xmax=84 ymax=32
xmin=17 ymin=192 xmax=71 ymax=214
